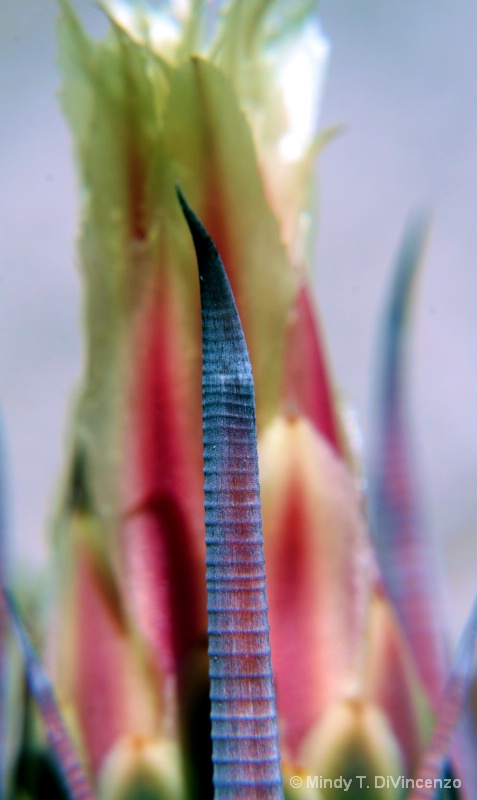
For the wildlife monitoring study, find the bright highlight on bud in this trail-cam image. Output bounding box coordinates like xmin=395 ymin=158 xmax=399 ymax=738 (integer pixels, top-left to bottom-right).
xmin=276 ymin=18 xmax=330 ymax=162
xmin=301 ymin=698 xmax=404 ymax=800
xmin=98 ymin=736 xmax=185 ymax=800
xmin=102 ymin=0 xmax=183 ymax=51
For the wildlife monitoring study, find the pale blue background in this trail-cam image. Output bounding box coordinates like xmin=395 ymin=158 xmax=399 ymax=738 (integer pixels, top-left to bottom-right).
xmin=1 ymin=1 xmax=476 ymax=640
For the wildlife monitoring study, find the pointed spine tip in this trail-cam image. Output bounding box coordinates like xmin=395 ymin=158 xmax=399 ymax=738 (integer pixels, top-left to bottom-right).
xmin=176 ymin=184 xmax=223 ymax=291
xmin=176 ymin=184 xmax=203 ymax=252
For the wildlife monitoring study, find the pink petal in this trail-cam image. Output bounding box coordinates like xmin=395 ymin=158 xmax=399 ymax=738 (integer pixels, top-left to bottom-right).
xmin=281 ymin=281 xmax=344 ymax=454
xmin=259 ymin=414 xmax=373 ymax=757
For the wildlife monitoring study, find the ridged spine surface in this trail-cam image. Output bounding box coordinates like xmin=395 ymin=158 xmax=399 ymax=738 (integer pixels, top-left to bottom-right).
xmin=178 ymin=190 xmax=283 ymax=800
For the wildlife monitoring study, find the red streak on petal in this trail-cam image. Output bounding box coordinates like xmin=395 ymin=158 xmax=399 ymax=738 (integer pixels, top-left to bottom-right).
xmin=267 ymin=481 xmax=355 ymax=755
xmin=268 ymin=481 xmax=322 ymax=751
xmin=74 ymin=545 xmax=137 ymax=775
xmin=123 ymin=495 xmax=204 ymax=677
xmin=282 ymin=283 xmax=343 ymax=453
xmin=364 ymin=591 xmax=426 ymax=772
xmin=122 ymin=281 xmax=206 ymax=676
xmin=262 ymin=417 xmax=370 ymax=757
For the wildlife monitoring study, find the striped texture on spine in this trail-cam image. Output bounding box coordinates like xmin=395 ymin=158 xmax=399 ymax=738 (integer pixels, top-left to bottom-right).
xmin=369 ymin=217 xmax=447 ymax=705
xmin=4 ymin=589 xmax=95 ymax=800
xmin=178 ymin=188 xmax=283 ymax=800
